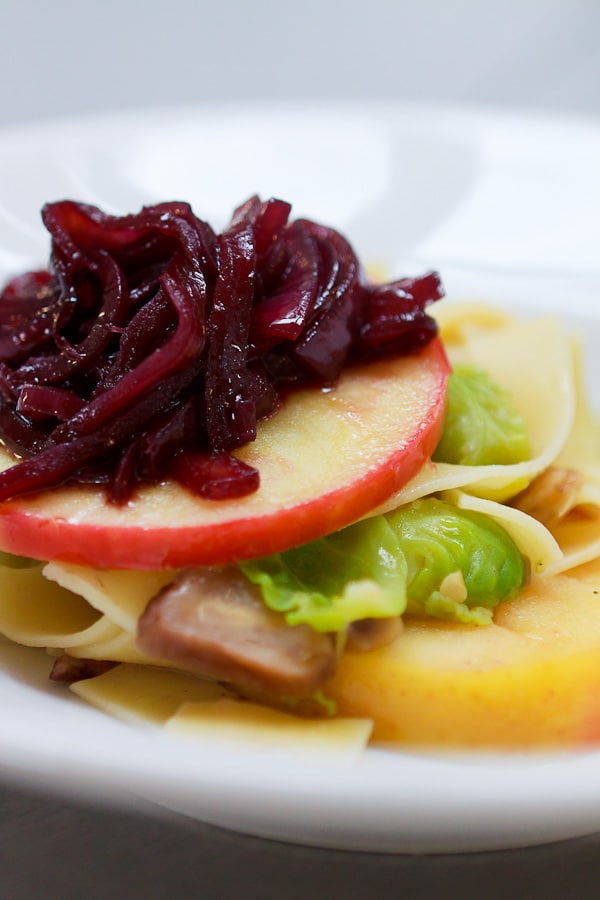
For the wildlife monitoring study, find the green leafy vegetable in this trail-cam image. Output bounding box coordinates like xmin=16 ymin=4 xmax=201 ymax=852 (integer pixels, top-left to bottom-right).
xmin=387 ymin=498 xmax=527 ymax=624
xmin=434 ymin=365 xmax=530 ymax=466
xmin=241 ymin=516 xmax=407 ymax=632
xmin=242 ymin=498 xmax=527 ymax=631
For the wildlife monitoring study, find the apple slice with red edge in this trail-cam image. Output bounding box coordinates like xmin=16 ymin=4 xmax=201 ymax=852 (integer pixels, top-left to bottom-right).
xmin=0 ymin=339 xmax=449 ymax=570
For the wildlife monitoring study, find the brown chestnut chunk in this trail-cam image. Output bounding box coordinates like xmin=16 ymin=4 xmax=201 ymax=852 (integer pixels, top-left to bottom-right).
xmin=137 ymin=568 xmax=337 ymax=698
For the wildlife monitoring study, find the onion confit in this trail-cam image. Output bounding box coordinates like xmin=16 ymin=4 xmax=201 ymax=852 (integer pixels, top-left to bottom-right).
xmin=0 ymin=197 xmax=443 ymax=503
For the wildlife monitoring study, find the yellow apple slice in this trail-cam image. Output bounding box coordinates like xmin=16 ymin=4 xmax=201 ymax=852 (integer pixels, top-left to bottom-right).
xmin=326 ymin=570 xmax=600 ymax=748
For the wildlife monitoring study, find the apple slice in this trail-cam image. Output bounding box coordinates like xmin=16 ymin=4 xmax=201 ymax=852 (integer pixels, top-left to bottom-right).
xmin=0 ymin=339 xmax=449 ymax=570
xmin=326 ymin=565 xmax=600 ymax=748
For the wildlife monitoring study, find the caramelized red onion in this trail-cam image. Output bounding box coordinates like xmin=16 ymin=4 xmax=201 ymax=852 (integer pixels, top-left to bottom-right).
xmin=0 ymin=197 xmax=443 ymax=503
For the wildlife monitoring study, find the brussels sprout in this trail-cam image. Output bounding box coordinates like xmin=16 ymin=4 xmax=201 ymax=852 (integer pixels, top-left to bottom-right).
xmin=241 ymin=515 xmax=407 ymax=632
xmin=434 ymin=365 xmax=530 ymax=466
xmin=242 ymin=497 xmax=527 ymax=631
xmin=387 ymin=498 xmax=527 ymax=624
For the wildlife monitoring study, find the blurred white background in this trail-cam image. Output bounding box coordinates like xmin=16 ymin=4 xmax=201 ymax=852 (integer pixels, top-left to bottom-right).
xmin=1 ymin=0 xmax=599 ymax=125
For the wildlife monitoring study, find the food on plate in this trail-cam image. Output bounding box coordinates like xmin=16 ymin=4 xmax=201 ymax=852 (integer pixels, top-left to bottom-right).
xmin=0 ymin=198 xmax=447 ymax=568
xmin=0 ymin=196 xmax=599 ymax=751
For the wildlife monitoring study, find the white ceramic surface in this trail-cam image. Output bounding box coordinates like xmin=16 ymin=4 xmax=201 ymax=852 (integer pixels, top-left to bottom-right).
xmin=0 ymin=103 xmax=599 ymax=854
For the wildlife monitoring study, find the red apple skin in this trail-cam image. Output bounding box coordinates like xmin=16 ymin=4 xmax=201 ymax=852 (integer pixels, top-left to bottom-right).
xmin=0 ymin=340 xmax=449 ymax=570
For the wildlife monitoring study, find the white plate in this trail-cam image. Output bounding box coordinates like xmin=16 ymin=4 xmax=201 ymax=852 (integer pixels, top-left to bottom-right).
xmin=0 ymin=102 xmax=600 ymax=855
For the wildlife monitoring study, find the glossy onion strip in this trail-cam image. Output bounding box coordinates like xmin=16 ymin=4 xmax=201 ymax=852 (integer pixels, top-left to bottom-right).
xmin=0 ymin=197 xmax=443 ymax=503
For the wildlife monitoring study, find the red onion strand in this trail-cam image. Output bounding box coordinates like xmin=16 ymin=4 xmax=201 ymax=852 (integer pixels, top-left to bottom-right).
xmin=0 ymin=196 xmax=443 ymax=503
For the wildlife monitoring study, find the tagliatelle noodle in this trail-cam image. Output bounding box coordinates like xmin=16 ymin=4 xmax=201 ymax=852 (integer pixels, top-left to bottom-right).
xmin=546 ymin=508 xmax=600 ymax=575
xmin=72 ymin=666 xmax=374 ymax=759
xmin=62 ymin=628 xmax=166 ymax=666
xmin=0 ymin=565 xmax=106 ymax=647
xmin=164 ymin=698 xmax=374 ymax=761
xmin=555 ymin=339 xmax=600 ymax=482
xmin=440 ymin=489 xmax=562 ymax=575
xmin=71 ymin=664 xmax=226 ymax=726
xmin=0 ymin=562 xmax=175 ymax=665
xmin=42 ymin=563 xmax=174 ymax=633
xmin=534 ymin=338 xmax=600 ymax=574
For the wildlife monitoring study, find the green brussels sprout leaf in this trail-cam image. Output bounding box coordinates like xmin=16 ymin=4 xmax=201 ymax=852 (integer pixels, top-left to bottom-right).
xmin=434 ymin=365 xmax=530 ymax=467
xmin=242 ymin=498 xmax=527 ymax=631
xmin=387 ymin=498 xmax=528 ymax=624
